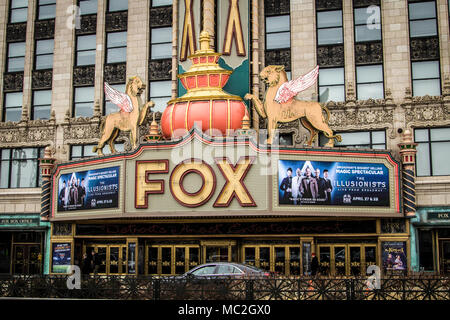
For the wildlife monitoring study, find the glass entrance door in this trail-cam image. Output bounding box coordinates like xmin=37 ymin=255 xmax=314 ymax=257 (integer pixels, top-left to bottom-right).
xmin=84 ymin=244 xmax=127 ymax=275
xmin=318 ymin=244 xmax=378 ymax=276
xmin=242 ymin=245 xmax=301 ymax=276
xmin=12 ymin=244 xmax=41 ymax=274
xmin=146 ymin=245 xmax=201 ymax=275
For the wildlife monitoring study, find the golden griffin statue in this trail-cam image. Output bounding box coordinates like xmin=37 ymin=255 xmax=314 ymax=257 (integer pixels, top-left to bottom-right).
xmin=245 ymin=65 xmax=341 ymax=146
xmin=93 ymin=76 xmax=154 ymax=156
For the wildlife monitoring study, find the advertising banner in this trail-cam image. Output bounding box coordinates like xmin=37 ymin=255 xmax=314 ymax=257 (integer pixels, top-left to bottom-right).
xmin=278 ymin=160 xmax=390 ymax=206
xmin=57 ymin=166 xmax=119 ymax=211
xmin=382 ymin=241 xmax=407 ymax=271
xmin=52 ymin=243 xmax=71 ymax=273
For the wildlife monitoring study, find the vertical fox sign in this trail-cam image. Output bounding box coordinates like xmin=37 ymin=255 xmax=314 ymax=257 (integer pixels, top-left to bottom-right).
xmin=178 ymin=0 xmax=250 ymax=101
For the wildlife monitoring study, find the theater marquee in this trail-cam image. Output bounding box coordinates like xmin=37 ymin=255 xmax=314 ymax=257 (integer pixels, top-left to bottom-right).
xmin=50 ymin=130 xmax=402 ymax=220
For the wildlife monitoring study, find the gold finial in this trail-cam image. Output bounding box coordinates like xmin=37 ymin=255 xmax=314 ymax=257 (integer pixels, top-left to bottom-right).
xmin=145 ymin=113 xmax=162 ymax=142
xmin=241 ymin=114 xmax=250 ymax=130
xmin=198 ymin=30 xmax=214 ymax=53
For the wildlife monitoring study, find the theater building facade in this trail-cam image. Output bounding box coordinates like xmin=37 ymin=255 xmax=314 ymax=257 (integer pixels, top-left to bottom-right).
xmin=0 ymin=0 xmax=449 ymax=276
xmin=47 ymin=129 xmax=407 ymax=276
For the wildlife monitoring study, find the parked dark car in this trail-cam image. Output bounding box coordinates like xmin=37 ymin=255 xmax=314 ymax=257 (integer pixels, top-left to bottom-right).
xmin=179 ymin=262 xmax=273 ymax=279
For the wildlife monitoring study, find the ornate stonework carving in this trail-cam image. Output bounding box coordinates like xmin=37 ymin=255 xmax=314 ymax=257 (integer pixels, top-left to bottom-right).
xmin=76 ymin=14 xmax=97 ymax=35
xmin=3 ymin=72 xmax=24 ymax=92
xmin=6 ymin=23 xmax=26 ymax=42
xmin=410 ymin=37 xmax=439 ymax=61
xmin=355 ymin=41 xmax=383 ymax=65
xmin=0 ymin=120 xmax=56 ymax=147
xmin=104 ymin=63 xmax=126 ymax=84
xmin=317 ymin=45 xmax=345 ymax=67
xmin=105 ymin=11 xmax=128 ymax=32
xmin=265 ymin=49 xmax=291 ymax=71
xmin=73 ymin=65 xmax=95 ymax=86
xmin=149 ymin=59 xmax=172 ymax=80
xmin=32 ymin=70 xmax=53 ymax=89
xmin=150 ymin=6 xmax=173 ymax=27
xmin=315 ymin=0 xmax=342 ymax=11
xmin=34 ymin=19 xmax=55 ymax=40
xmin=264 ymin=0 xmax=290 ymax=15
xmin=353 ymin=0 xmax=380 ymax=8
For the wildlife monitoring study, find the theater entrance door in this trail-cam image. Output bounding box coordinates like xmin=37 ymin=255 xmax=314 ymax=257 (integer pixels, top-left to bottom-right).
xmin=317 ymin=244 xmax=377 ymax=276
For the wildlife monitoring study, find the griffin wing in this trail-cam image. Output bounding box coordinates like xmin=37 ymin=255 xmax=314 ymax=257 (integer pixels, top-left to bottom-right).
xmin=274 ymin=66 xmax=319 ymax=104
xmin=104 ymin=82 xmax=133 ymax=113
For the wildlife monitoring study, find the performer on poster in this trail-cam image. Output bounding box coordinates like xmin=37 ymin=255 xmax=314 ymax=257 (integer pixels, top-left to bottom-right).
xmin=323 ymin=169 xmax=333 ymax=204
xmin=300 ymin=167 xmax=318 ymax=202
xmin=59 ymin=180 xmax=68 ymax=209
xmin=291 ymin=168 xmax=303 ymax=205
xmin=280 ymin=168 xmax=293 ymax=204
xmin=314 ymin=168 xmax=326 ymax=202
xmin=79 ymin=178 xmax=87 ymax=207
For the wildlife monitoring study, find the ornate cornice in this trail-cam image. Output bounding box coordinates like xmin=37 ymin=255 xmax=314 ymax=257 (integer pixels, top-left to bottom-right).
xmin=0 ymin=120 xmax=56 ymax=147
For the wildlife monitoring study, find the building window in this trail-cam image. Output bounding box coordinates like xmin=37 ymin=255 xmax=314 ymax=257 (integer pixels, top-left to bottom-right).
xmin=151 ymin=27 xmax=172 ymax=60
xmin=9 ymin=0 xmax=28 ymax=23
xmin=76 ymin=34 xmax=96 ymax=66
xmin=411 ymin=60 xmax=441 ymax=96
xmin=415 ymin=127 xmax=450 ymax=176
xmin=108 ymin=0 xmax=128 ymax=12
xmin=37 ymin=0 xmax=56 ymax=20
xmin=3 ymin=92 xmax=22 ymax=122
xmin=32 ymin=90 xmax=51 ymax=120
xmin=356 ymin=64 xmax=384 ymax=100
xmin=7 ymin=42 xmax=25 ymax=72
xmin=265 ymin=15 xmax=290 ymax=50
xmin=316 ymin=10 xmax=343 ymax=45
xmin=150 ymin=80 xmax=171 ymax=112
xmin=321 ymin=130 xmax=386 ymax=149
xmin=79 ymin=0 xmax=98 ymax=15
xmin=151 ymin=0 xmax=173 ymax=7
xmin=104 ymin=83 xmax=125 ymax=115
xmin=35 ymin=39 xmax=54 ymax=70
xmin=418 ymin=229 xmax=434 ymax=271
xmin=318 ymin=67 xmax=345 ymax=102
xmin=73 ymin=86 xmax=94 ymax=117
xmin=353 ymin=5 xmax=381 ymax=42
xmin=70 ymin=144 xmax=124 ymax=160
xmin=0 ymin=148 xmax=44 ymax=188
xmin=408 ymin=1 xmax=437 ymax=38
xmin=106 ymin=31 xmax=127 ymax=64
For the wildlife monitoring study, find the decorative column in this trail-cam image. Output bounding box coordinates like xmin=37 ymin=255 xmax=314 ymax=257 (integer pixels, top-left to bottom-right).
xmin=171 ymin=0 xmax=178 ymax=99
xmin=40 ymin=147 xmax=56 ymax=220
xmin=251 ymin=0 xmax=260 ymax=136
xmin=398 ymin=129 xmax=418 ymax=217
xmin=202 ymin=0 xmax=215 ymax=49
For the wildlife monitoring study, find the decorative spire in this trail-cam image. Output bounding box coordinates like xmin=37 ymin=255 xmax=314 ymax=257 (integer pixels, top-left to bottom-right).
xmin=145 ymin=113 xmax=162 ymax=142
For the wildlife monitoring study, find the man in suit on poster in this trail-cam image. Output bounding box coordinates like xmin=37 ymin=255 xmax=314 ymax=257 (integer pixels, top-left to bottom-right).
xmin=280 ymin=168 xmax=293 ymax=204
xmin=300 ymin=167 xmax=318 ymax=202
xmin=291 ymin=168 xmax=303 ymax=205
xmin=323 ymin=169 xmax=333 ymax=204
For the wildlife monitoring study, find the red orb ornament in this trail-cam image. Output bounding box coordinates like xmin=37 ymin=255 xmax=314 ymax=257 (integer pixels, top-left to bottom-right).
xmin=161 ymin=31 xmax=249 ymax=139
